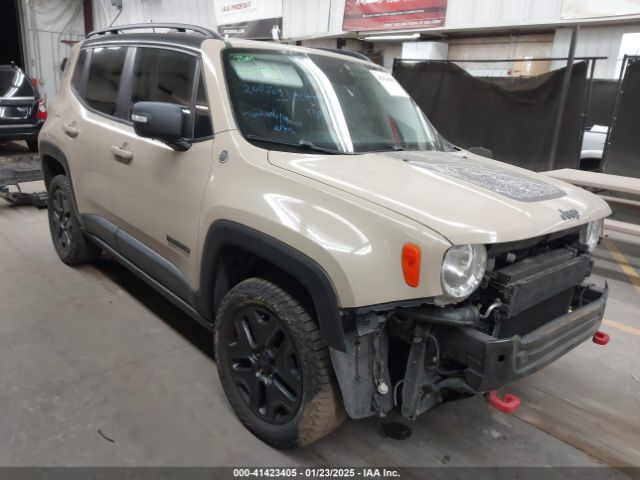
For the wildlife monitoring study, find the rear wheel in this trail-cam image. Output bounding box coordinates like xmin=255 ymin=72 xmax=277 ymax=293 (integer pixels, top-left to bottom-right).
xmin=215 ymin=277 xmax=345 ymax=448
xmin=47 ymin=174 xmax=101 ymax=265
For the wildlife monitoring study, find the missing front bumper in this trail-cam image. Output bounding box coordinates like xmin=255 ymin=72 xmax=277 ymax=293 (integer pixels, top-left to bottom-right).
xmin=331 ymin=284 xmax=607 ymax=420
xmin=437 ymin=284 xmax=608 ymax=392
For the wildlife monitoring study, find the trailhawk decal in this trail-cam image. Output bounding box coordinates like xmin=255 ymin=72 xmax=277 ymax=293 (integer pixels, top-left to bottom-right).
xmin=387 ymin=152 xmax=566 ymax=203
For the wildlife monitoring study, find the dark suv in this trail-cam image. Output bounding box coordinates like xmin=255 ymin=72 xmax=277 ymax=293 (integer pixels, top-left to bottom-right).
xmin=0 ymin=64 xmax=47 ymax=151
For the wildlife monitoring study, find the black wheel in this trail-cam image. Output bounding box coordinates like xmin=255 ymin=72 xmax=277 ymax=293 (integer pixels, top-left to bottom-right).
xmin=26 ymin=139 xmax=39 ymax=152
xmin=47 ymin=174 xmax=101 ymax=265
xmin=215 ymin=278 xmax=345 ymax=448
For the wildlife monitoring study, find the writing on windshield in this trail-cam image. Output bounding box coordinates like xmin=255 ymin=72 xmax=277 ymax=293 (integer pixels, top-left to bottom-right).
xmin=224 ymin=50 xmax=442 ymax=154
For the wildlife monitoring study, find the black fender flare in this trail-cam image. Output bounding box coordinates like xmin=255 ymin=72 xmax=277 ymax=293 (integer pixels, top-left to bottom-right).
xmin=39 ymin=140 xmax=87 ymax=226
xmin=197 ymin=220 xmax=347 ymax=352
xmin=40 ymin=140 xmax=71 ymax=188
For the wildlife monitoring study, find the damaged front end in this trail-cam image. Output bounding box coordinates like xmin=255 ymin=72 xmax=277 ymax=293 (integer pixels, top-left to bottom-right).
xmin=331 ymin=228 xmax=608 ymax=420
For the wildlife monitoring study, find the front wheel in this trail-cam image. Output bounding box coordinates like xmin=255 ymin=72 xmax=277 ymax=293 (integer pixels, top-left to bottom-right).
xmin=215 ymin=278 xmax=345 ymax=448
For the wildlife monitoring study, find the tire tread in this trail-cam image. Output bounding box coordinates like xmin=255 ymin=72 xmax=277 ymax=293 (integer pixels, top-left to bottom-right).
xmin=47 ymin=174 xmax=100 ymax=265
xmin=215 ymin=277 xmax=345 ymax=448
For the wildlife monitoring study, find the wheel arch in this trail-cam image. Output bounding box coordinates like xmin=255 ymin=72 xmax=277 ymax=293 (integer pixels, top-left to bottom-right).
xmin=40 ymin=140 xmax=71 ymax=191
xmin=197 ymin=220 xmax=347 ymax=352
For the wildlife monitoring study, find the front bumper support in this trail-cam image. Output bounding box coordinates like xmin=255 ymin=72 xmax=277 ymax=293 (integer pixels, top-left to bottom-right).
xmin=437 ymin=284 xmax=607 ymax=392
xmin=332 ymin=284 xmax=607 ymax=421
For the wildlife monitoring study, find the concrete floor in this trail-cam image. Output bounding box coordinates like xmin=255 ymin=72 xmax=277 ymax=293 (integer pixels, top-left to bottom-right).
xmin=1 ymin=142 xmax=639 ymax=471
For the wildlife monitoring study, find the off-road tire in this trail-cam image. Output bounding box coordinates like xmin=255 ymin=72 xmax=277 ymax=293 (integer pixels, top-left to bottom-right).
xmin=47 ymin=174 xmax=101 ymax=265
xmin=215 ymin=277 xmax=346 ymax=448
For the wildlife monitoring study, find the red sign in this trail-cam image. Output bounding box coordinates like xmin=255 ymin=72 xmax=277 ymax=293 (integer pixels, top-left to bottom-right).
xmin=343 ymin=0 xmax=447 ymax=32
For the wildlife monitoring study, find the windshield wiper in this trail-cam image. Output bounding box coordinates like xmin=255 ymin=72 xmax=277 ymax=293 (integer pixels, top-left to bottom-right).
xmin=373 ymin=144 xmax=405 ymax=152
xmin=245 ymin=134 xmax=341 ymax=155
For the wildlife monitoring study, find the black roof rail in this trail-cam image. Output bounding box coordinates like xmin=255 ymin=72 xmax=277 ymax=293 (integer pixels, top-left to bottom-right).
xmin=315 ymin=48 xmax=372 ymax=62
xmin=87 ymin=23 xmax=224 ymax=40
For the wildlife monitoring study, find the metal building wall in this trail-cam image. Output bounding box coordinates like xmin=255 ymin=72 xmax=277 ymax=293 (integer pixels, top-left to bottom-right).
xmin=94 ymin=0 xmax=343 ymax=41
xmin=92 ymin=0 xmax=216 ymax=31
xmin=282 ymin=0 xmax=346 ymax=40
xmin=551 ymin=25 xmax=640 ymax=78
xmin=447 ymin=34 xmax=555 ymax=76
xmin=19 ymin=0 xmax=85 ymax=102
xmin=444 ymin=0 xmax=563 ymax=29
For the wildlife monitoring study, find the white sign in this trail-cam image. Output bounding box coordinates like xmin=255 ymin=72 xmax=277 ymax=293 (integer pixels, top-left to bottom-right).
xmin=215 ymin=0 xmax=283 ymax=26
xmin=370 ymin=70 xmax=409 ymax=97
xmin=562 ymin=0 xmax=640 ymax=19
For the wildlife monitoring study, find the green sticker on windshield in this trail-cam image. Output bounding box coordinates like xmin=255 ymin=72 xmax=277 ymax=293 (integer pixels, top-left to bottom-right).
xmin=231 ymin=54 xmax=255 ymax=63
xmin=230 ymin=55 xmax=303 ymax=88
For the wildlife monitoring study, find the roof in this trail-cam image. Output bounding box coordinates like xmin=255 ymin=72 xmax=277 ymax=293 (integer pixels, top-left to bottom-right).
xmin=81 ymin=23 xmax=375 ymax=65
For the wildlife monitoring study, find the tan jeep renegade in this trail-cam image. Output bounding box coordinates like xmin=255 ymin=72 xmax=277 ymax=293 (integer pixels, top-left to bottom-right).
xmin=40 ymin=24 xmax=612 ymax=448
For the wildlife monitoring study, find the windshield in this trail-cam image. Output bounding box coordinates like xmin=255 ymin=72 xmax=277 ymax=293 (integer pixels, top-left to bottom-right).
xmin=223 ymin=49 xmax=445 ymax=154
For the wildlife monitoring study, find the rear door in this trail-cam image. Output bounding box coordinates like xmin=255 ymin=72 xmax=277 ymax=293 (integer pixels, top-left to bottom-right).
xmin=0 ymin=67 xmax=36 ymax=126
xmin=62 ymin=46 xmax=130 ymax=221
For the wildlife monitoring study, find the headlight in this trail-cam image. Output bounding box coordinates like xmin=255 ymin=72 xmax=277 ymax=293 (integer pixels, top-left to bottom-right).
xmin=441 ymin=244 xmax=487 ymax=299
xmin=580 ymin=219 xmax=603 ymax=252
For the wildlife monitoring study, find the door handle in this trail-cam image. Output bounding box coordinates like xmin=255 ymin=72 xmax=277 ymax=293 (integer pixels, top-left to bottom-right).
xmin=62 ymin=122 xmax=79 ymax=138
xmin=110 ymin=145 xmax=133 ymax=163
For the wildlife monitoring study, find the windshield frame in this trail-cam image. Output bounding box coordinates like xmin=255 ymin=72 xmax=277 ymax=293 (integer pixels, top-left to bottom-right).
xmin=220 ymin=47 xmax=446 ymax=156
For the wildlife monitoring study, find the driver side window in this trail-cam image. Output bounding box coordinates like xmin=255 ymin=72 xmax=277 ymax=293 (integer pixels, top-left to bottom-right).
xmin=128 ymin=47 xmax=213 ymax=140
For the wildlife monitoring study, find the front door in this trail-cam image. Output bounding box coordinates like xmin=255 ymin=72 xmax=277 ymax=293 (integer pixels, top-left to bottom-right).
xmin=108 ymin=46 xmax=215 ymax=294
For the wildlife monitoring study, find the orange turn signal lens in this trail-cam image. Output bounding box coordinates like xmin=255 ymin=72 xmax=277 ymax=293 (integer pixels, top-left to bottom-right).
xmin=402 ymin=243 xmax=421 ymax=287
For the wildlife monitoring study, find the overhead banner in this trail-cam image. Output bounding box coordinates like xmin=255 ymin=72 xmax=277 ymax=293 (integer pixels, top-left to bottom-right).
xmin=562 ymin=0 xmax=640 ymax=19
xmin=343 ymin=0 xmax=448 ymax=32
xmin=216 ymin=0 xmax=283 ymax=40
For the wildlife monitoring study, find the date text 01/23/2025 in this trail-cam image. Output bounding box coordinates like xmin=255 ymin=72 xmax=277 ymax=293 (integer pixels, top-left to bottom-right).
xmin=232 ymin=468 xmax=401 ymax=478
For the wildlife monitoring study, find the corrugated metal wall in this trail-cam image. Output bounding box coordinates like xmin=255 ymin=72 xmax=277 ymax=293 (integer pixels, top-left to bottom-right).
xmin=20 ymin=0 xmax=85 ymax=101
xmin=282 ymin=0 xmax=345 ymax=39
xmin=448 ymin=34 xmax=554 ymax=76
xmin=443 ymin=0 xmax=563 ymax=29
xmin=93 ymin=1 xmax=347 ymax=44
xmin=552 ymin=25 xmax=640 ymax=78
xmin=92 ymin=0 xmax=216 ymax=31
xmin=20 ymin=0 xmax=640 ymax=103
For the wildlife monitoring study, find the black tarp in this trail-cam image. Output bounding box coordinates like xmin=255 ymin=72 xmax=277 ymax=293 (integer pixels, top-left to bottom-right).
xmin=393 ymin=61 xmax=588 ymax=172
xmin=587 ymin=79 xmax=617 ymax=128
xmin=603 ymin=58 xmax=640 ymax=179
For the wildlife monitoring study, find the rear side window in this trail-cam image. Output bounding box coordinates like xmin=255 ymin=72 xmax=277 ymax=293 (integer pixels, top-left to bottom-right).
xmin=129 ymin=47 xmax=212 ymax=140
xmin=0 ymin=68 xmax=34 ymax=98
xmin=85 ymin=46 xmax=127 ymax=116
xmin=71 ymin=50 xmax=88 ymax=92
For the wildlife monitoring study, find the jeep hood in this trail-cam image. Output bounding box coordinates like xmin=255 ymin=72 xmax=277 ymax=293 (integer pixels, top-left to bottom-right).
xmin=268 ymin=149 xmax=611 ymax=244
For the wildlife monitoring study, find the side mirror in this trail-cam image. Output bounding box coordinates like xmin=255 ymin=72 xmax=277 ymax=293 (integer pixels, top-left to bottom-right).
xmin=467 ymin=146 xmax=494 ymax=159
xmin=131 ymin=101 xmax=191 ymax=151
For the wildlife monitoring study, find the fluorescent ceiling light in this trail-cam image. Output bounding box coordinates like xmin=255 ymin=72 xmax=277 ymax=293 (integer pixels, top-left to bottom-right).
xmin=363 ymin=33 xmax=420 ymax=41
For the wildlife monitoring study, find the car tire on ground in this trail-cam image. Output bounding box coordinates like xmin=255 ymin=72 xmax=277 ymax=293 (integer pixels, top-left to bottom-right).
xmin=215 ymin=277 xmax=346 ymax=448
xmin=47 ymin=174 xmax=101 ymax=265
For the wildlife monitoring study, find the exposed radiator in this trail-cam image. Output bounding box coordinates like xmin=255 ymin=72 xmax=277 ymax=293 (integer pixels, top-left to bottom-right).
xmin=490 ymin=249 xmax=592 ymax=320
